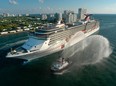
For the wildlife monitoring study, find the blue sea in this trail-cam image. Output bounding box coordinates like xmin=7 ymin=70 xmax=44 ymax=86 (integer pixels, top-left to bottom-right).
xmin=0 ymin=14 xmax=116 ymax=86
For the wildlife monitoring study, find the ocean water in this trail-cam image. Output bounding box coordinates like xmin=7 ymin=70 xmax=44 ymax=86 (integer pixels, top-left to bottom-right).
xmin=0 ymin=14 xmax=116 ymax=86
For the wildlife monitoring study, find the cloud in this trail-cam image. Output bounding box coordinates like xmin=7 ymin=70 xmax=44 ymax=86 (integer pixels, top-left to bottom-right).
xmin=9 ymin=0 xmax=17 ymax=5
xmin=38 ymin=0 xmax=44 ymax=3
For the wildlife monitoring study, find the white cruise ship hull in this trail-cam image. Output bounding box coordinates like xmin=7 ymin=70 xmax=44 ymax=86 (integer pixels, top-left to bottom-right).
xmin=6 ymin=27 xmax=99 ymax=61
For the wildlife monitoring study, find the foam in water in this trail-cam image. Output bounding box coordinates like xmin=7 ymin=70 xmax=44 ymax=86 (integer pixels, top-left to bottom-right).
xmin=61 ymin=35 xmax=112 ymax=65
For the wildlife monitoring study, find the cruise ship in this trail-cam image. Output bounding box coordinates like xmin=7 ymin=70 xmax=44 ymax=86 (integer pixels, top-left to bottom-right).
xmin=6 ymin=15 xmax=100 ymax=61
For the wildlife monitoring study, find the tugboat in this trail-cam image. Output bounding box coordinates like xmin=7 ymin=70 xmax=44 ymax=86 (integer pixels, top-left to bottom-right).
xmin=51 ymin=58 xmax=71 ymax=74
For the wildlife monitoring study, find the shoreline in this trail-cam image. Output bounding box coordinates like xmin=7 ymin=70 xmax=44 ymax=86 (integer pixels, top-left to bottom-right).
xmin=0 ymin=30 xmax=33 ymax=36
xmin=0 ymin=31 xmax=26 ymax=36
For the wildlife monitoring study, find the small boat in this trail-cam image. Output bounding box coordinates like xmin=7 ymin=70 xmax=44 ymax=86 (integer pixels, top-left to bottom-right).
xmin=51 ymin=58 xmax=71 ymax=74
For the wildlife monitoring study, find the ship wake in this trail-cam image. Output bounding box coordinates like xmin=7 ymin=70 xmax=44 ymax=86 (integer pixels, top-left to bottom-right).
xmin=61 ymin=35 xmax=112 ymax=66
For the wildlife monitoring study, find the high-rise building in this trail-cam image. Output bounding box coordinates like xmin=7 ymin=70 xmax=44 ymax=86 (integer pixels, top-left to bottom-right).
xmin=73 ymin=13 xmax=77 ymax=22
xmin=3 ymin=13 xmax=10 ymax=17
xmin=58 ymin=13 xmax=62 ymax=21
xmin=18 ymin=14 xmax=22 ymax=17
xmin=55 ymin=13 xmax=62 ymax=20
xmin=47 ymin=13 xmax=55 ymax=21
xmin=41 ymin=14 xmax=47 ymax=20
xmin=63 ymin=10 xmax=77 ymax=24
xmin=78 ymin=8 xmax=87 ymax=20
xmin=26 ymin=14 xmax=29 ymax=16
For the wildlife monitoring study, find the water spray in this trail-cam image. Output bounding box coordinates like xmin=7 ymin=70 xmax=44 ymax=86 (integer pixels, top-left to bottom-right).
xmin=62 ymin=35 xmax=112 ymax=65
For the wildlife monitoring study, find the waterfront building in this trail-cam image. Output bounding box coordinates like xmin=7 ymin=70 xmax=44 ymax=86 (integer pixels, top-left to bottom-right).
xmin=47 ymin=14 xmax=55 ymax=21
xmin=78 ymin=8 xmax=87 ymax=20
xmin=63 ymin=10 xmax=77 ymax=24
xmin=26 ymin=14 xmax=29 ymax=16
xmin=54 ymin=13 xmax=62 ymax=21
xmin=41 ymin=14 xmax=48 ymax=20
xmin=3 ymin=13 xmax=10 ymax=17
xmin=12 ymin=14 xmax=15 ymax=17
xmin=18 ymin=14 xmax=22 ymax=17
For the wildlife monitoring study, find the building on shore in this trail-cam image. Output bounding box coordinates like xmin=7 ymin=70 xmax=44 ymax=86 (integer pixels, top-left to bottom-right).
xmin=47 ymin=13 xmax=55 ymax=21
xmin=26 ymin=14 xmax=29 ymax=16
xmin=63 ymin=10 xmax=77 ymax=24
xmin=18 ymin=14 xmax=22 ymax=17
xmin=41 ymin=14 xmax=48 ymax=20
xmin=54 ymin=13 xmax=63 ymax=22
xmin=3 ymin=13 xmax=10 ymax=17
xmin=78 ymin=8 xmax=87 ymax=20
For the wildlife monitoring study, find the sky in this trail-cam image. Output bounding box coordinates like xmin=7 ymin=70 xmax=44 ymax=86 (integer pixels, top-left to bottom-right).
xmin=0 ymin=0 xmax=116 ymax=14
